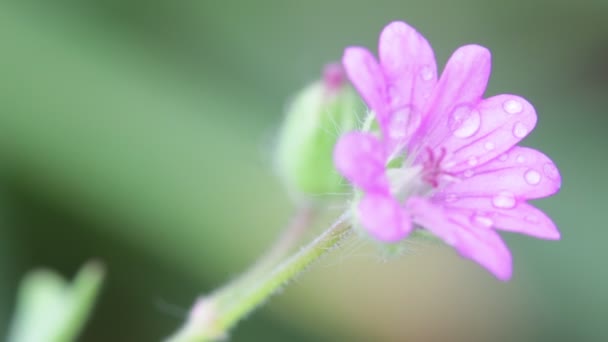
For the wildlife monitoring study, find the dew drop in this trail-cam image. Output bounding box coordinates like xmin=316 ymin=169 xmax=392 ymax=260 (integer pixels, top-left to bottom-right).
xmin=513 ymin=122 xmax=529 ymax=138
xmin=516 ymin=155 xmax=526 ymax=163
xmin=498 ymin=154 xmax=508 ymax=162
xmin=463 ymin=169 xmax=474 ymax=178
xmin=543 ymin=162 xmax=559 ymax=180
xmin=448 ymin=106 xmax=481 ymax=138
xmin=503 ymin=99 xmax=523 ymax=114
xmin=524 ymin=169 xmax=541 ymax=185
xmin=484 ymin=142 xmax=495 ymax=151
xmin=443 ymin=160 xmax=456 ymax=169
xmin=420 ymin=66 xmax=434 ymax=81
xmin=444 ymin=193 xmax=459 ymax=203
xmin=388 ymin=107 xmax=410 ymax=139
xmin=472 ymin=215 xmax=493 ymax=228
xmin=467 ymin=156 xmax=479 ymax=166
xmin=389 ymin=86 xmax=403 ymax=108
xmin=525 ymin=215 xmax=540 ymax=223
xmin=492 ymin=191 xmax=516 ymax=209
xmin=452 ymin=49 xmax=465 ymax=61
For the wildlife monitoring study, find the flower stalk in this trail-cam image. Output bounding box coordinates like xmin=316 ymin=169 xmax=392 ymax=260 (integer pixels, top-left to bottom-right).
xmin=208 ymin=205 xmax=317 ymax=309
xmin=166 ymin=213 xmax=352 ymax=342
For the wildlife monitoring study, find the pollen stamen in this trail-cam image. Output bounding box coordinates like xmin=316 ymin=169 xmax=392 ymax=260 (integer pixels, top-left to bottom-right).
xmin=421 ymin=147 xmax=456 ymax=188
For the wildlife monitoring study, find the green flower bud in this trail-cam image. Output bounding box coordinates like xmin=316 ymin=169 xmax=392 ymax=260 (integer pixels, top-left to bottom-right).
xmin=276 ymin=63 xmax=363 ymax=202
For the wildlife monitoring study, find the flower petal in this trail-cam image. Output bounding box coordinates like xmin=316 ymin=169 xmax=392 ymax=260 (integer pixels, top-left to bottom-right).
xmin=439 ymin=198 xmax=560 ymax=240
xmin=342 ymin=47 xmax=389 ymax=122
xmin=407 ymin=197 xmax=513 ymax=280
xmin=446 ymin=146 xmax=561 ymax=200
xmin=411 ymin=45 xmax=491 ymax=149
xmin=406 ymin=197 xmax=459 ymax=244
xmin=440 ymin=95 xmax=538 ymax=172
xmin=379 ymin=21 xmax=437 ymax=148
xmin=333 ymin=131 xmax=389 ymax=193
xmin=358 ymin=194 xmax=412 ymax=242
xmin=490 ymin=203 xmax=559 ymax=239
xmin=379 ymin=21 xmax=437 ymax=108
xmin=451 ymin=218 xmax=513 ymax=281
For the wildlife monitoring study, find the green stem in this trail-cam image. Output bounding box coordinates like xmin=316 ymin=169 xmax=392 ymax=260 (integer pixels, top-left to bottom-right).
xmin=166 ymin=213 xmax=352 ymax=342
xmin=213 ymin=205 xmax=317 ymax=303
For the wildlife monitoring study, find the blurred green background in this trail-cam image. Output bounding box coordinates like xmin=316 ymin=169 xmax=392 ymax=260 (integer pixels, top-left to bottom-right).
xmin=1 ymin=0 xmax=606 ymax=341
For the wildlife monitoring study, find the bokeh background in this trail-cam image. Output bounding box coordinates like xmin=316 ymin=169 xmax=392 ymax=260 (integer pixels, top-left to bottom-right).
xmin=1 ymin=0 xmax=607 ymax=341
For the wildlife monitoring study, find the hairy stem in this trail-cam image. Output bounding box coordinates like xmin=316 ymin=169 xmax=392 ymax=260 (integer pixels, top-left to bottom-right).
xmin=222 ymin=205 xmax=317 ymax=292
xmin=166 ymin=213 xmax=352 ymax=342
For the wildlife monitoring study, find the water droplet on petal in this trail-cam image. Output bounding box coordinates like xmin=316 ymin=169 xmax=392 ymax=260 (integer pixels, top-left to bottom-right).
xmin=498 ymin=154 xmax=508 ymax=162
xmin=516 ymin=155 xmax=526 ymax=163
xmin=467 ymin=156 xmax=479 ymax=166
xmin=513 ymin=122 xmax=528 ymax=138
xmin=484 ymin=142 xmax=495 ymax=151
xmin=503 ymin=99 xmax=523 ymax=114
xmin=388 ymin=87 xmax=402 ymax=108
xmin=420 ymin=66 xmax=434 ymax=81
xmin=443 ymin=160 xmax=456 ymax=169
xmin=388 ymin=106 xmax=420 ymax=142
xmin=448 ymin=106 xmax=481 ymax=138
xmin=492 ymin=191 xmax=517 ymax=209
xmin=525 ymin=215 xmax=539 ymax=223
xmin=444 ymin=193 xmax=459 ymax=203
xmin=452 ymin=49 xmax=465 ymax=61
xmin=463 ymin=169 xmax=474 ymax=178
xmin=524 ymin=169 xmax=541 ymax=185
xmin=472 ymin=215 xmax=493 ymax=228
xmin=388 ymin=108 xmax=410 ymax=139
xmin=543 ymin=162 xmax=559 ymax=180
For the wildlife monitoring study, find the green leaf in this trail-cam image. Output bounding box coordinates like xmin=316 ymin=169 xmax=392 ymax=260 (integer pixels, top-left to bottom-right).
xmin=7 ymin=261 xmax=105 ymax=342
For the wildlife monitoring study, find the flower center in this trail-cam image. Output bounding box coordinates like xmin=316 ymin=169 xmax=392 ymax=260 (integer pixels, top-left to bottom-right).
xmin=387 ymin=147 xmax=455 ymax=202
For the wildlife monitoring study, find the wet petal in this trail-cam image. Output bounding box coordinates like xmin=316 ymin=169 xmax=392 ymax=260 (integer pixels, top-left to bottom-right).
xmin=407 ymin=197 xmax=512 ymax=280
xmin=333 ymin=131 xmax=389 ymax=193
xmin=450 ymin=217 xmax=513 ymax=281
xmin=441 ymin=95 xmax=538 ymax=172
xmin=359 ymin=194 xmax=412 ymax=242
xmin=342 ymin=47 xmax=389 ymax=124
xmin=407 ymin=197 xmax=459 ymax=244
xmin=411 ymin=45 xmax=491 ymax=149
xmin=446 ymin=146 xmax=560 ymax=200
xmin=490 ymin=203 xmax=559 ymax=239
xmin=439 ymin=197 xmax=560 ymax=240
xmin=379 ymin=21 xmax=437 ymax=147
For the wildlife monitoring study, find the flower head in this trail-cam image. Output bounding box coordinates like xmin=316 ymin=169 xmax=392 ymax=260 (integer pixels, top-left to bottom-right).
xmin=334 ymin=21 xmax=561 ymax=280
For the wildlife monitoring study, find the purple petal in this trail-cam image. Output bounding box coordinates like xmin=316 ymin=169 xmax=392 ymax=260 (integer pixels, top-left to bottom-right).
xmin=490 ymin=203 xmax=560 ymax=239
xmin=358 ymin=194 xmax=412 ymax=242
xmin=440 ymin=95 xmax=538 ymax=172
xmin=333 ymin=131 xmax=389 ymax=193
xmin=439 ymin=198 xmax=560 ymax=240
xmin=446 ymin=146 xmax=561 ymax=200
xmin=342 ymin=47 xmax=389 ymax=122
xmin=379 ymin=21 xmax=437 ymax=109
xmin=378 ymin=21 xmax=437 ymax=148
xmin=407 ymin=197 xmax=513 ymax=280
xmin=411 ymin=45 xmax=492 ymax=149
xmin=451 ymin=216 xmax=513 ymax=281
xmin=406 ymin=197 xmax=459 ymax=244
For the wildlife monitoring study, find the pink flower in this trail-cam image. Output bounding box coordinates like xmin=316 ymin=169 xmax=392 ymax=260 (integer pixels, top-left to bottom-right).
xmin=333 ymin=21 xmax=561 ymax=280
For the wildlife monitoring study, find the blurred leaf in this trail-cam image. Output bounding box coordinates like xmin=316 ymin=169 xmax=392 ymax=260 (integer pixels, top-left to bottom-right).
xmin=6 ymin=262 xmax=105 ymax=342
